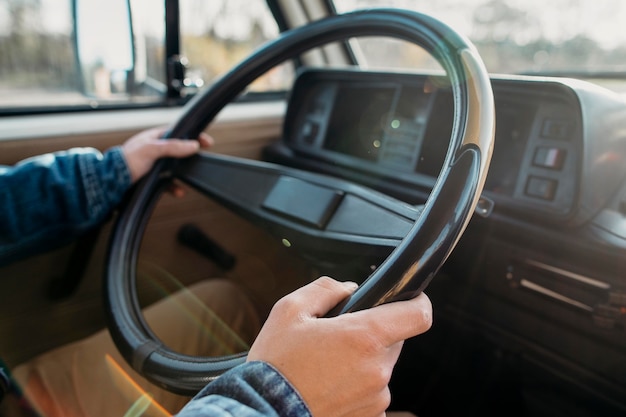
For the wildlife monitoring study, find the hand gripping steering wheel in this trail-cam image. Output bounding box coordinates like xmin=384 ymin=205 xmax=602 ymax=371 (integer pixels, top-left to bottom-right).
xmin=105 ymin=8 xmax=495 ymax=395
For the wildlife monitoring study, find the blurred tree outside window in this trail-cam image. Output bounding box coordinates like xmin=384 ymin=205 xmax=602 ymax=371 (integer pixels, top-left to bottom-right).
xmin=334 ymin=0 xmax=626 ymax=93
xmin=0 ymin=0 xmax=80 ymax=108
xmin=0 ymin=0 xmax=290 ymax=113
xmin=178 ymin=0 xmax=293 ymax=93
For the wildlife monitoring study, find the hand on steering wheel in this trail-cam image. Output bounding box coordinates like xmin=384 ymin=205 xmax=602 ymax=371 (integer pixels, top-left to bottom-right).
xmin=105 ymin=8 xmax=494 ymax=394
xmin=248 ymin=276 xmax=433 ymax=416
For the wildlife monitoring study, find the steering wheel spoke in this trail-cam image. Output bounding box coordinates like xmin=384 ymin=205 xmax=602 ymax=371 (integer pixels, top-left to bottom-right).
xmin=105 ymin=8 xmax=495 ymax=394
xmin=176 ymin=152 xmax=420 ymax=260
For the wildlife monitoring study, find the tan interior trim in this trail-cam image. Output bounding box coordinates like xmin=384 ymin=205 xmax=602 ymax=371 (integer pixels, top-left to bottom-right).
xmin=276 ymin=0 xmax=352 ymax=67
xmin=0 ymin=101 xmax=286 ymax=165
xmin=299 ymin=0 xmax=352 ymax=64
xmin=278 ymin=0 xmax=325 ymax=66
xmin=0 ymin=101 xmax=286 ymax=142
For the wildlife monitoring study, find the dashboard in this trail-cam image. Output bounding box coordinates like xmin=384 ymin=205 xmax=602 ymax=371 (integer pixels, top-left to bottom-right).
xmin=268 ymin=69 xmax=586 ymax=220
xmin=264 ymin=68 xmax=626 ymax=415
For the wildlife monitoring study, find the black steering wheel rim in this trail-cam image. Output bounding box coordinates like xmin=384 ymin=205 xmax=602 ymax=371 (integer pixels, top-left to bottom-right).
xmin=105 ymin=8 xmax=495 ymax=395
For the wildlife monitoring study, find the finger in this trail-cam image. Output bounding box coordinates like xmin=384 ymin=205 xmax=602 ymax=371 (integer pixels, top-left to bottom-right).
xmin=165 ymin=183 xmax=186 ymax=198
xmin=197 ymin=133 xmax=214 ymax=149
xmin=353 ymin=293 xmax=433 ymax=346
xmin=280 ymin=277 xmax=358 ymax=319
xmin=386 ymin=340 xmax=404 ymax=359
xmin=153 ymin=126 xmax=170 ymax=137
xmin=161 ymin=129 xmax=212 ymax=145
xmin=155 ymin=139 xmax=200 ymax=158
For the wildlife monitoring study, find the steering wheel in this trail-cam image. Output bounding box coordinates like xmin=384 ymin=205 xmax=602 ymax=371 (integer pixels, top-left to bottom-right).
xmin=105 ymin=8 xmax=495 ymax=395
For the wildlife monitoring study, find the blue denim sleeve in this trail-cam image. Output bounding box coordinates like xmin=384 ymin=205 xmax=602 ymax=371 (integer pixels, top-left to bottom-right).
xmin=0 ymin=146 xmax=132 ymax=265
xmin=176 ymin=361 xmax=312 ymax=417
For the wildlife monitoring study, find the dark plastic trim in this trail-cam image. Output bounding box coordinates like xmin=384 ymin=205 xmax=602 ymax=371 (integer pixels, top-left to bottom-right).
xmin=105 ymin=8 xmax=495 ymax=394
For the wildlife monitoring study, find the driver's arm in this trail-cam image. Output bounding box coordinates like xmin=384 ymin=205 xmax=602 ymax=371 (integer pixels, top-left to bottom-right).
xmin=177 ymin=277 xmax=433 ymax=417
xmin=0 ymin=127 xmax=210 ymax=266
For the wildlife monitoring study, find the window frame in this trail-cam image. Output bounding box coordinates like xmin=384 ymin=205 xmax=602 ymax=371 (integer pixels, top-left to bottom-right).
xmin=0 ymin=0 xmax=292 ymax=117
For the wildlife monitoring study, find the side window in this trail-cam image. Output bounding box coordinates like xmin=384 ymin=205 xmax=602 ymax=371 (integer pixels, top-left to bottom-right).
xmin=0 ymin=0 xmax=291 ymax=114
xmin=178 ymin=0 xmax=293 ymax=94
xmin=0 ymin=0 xmax=80 ymax=109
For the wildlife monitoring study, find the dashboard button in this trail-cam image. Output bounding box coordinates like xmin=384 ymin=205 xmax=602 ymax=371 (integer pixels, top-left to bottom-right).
xmin=542 ymin=119 xmax=570 ymax=139
xmin=300 ymin=120 xmax=320 ymax=144
xmin=533 ymin=147 xmax=566 ymax=169
xmin=525 ymin=176 xmax=558 ymax=200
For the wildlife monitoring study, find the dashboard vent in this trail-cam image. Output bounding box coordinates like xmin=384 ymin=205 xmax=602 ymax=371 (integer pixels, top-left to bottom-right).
xmin=506 ymin=259 xmax=626 ymax=329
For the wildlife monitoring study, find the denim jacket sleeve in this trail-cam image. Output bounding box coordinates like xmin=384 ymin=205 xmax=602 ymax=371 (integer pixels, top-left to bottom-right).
xmin=0 ymin=146 xmax=131 ymax=265
xmin=176 ymin=361 xmax=312 ymax=417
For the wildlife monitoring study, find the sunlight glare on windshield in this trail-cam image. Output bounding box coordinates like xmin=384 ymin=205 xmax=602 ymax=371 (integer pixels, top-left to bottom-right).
xmin=333 ymin=0 xmax=626 ymax=78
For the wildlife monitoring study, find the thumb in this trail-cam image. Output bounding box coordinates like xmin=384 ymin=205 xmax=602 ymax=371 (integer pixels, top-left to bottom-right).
xmin=282 ymin=277 xmax=358 ymax=319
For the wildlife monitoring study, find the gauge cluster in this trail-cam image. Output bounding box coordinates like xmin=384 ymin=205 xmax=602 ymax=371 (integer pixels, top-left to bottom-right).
xmin=267 ymin=69 xmax=585 ymax=221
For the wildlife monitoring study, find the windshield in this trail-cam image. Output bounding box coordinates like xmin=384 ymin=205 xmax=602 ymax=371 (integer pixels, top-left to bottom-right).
xmin=334 ymin=0 xmax=626 ymax=87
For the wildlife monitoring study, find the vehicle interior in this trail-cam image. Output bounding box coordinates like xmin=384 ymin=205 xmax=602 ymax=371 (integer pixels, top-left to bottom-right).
xmin=1 ymin=0 xmax=625 ymax=416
